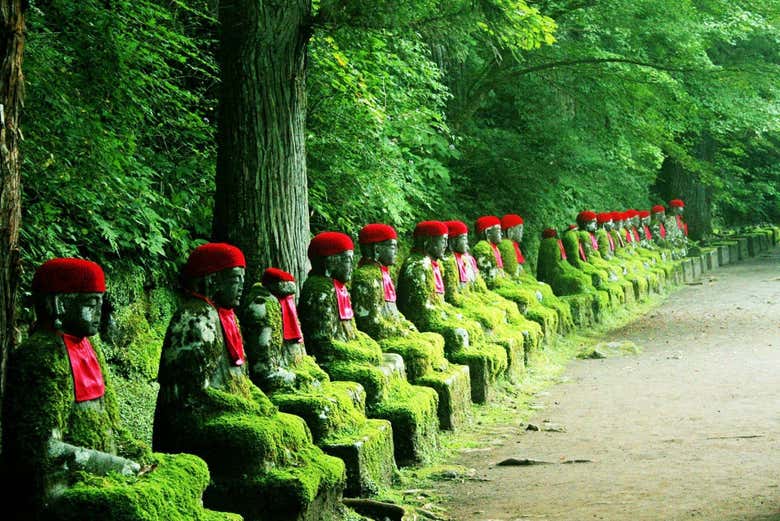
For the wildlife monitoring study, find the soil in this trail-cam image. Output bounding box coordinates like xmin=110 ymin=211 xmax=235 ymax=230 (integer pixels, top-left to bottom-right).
xmin=435 ymin=247 xmax=780 ymax=521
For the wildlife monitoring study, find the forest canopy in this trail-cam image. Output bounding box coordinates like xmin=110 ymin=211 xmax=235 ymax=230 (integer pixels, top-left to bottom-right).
xmin=19 ymin=0 xmax=780 ymax=283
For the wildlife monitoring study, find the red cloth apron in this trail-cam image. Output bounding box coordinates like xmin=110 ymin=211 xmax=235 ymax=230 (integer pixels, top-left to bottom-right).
xmin=557 ymin=240 xmax=568 ymax=260
xmin=380 ymin=266 xmax=397 ymax=302
xmin=489 ymin=243 xmax=504 ymax=269
xmin=278 ymin=294 xmax=303 ymax=343
xmin=431 ymin=260 xmax=445 ymax=294
xmin=333 ymin=279 xmax=354 ymax=320
xmin=512 ymin=242 xmax=525 ymax=264
xmin=62 ymin=334 xmax=105 ymax=402
xmin=189 ymin=292 xmax=246 ymax=366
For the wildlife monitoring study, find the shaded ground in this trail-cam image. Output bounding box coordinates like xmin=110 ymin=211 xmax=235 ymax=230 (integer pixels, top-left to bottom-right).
xmin=435 ymin=247 xmax=780 ymax=521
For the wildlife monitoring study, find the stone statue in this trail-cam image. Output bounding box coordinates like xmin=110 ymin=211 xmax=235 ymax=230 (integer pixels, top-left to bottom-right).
xmin=396 ymin=221 xmax=508 ymax=404
xmin=441 ymin=220 xmax=537 ymax=379
xmin=498 ymin=214 xmax=575 ymax=334
xmin=2 ymin=258 xmax=237 ymax=521
xmin=241 ymin=267 xmax=395 ymax=496
xmin=664 ymin=199 xmax=688 ymax=258
xmin=350 ymin=223 xmax=472 ymax=430
xmin=535 ymin=228 xmax=604 ymax=324
xmin=153 ymin=243 xmax=345 ymax=521
xmin=298 ymin=232 xmax=440 ymax=466
xmin=470 ymin=215 xmax=559 ymax=343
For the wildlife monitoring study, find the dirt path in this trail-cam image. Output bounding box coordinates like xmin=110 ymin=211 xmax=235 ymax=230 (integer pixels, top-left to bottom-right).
xmin=437 ymin=247 xmax=780 ymax=521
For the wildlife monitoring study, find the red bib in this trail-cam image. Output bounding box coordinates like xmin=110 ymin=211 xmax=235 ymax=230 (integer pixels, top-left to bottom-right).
xmin=625 ymin=229 xmax=633 ymax=243
xmin=217 ymin=307 xmax=246 ymax=366
xmin=333 ymin=279 xmax=354 ymax=320
xmin=278 ymin=294 xmax=303 ymax=343
xmin=62 ymin=334 xmax=105 ymax=403
xmin=512 ymin=242 xmax=525 ymax=264
xmin=643 ymin=225 xmax=652 ymax=240
xmin=660 ymin=223 xmax=667 ymax=239
xmin=489 ymin=243 xmax=504 ymax=269
xmin=578 ymin=241 xmax=587 ymax=261
xmin=380 ymin=266 xmax=397 ymax=303
xmin=453 ymin=252 xmax=469 ymax=283
xmin=431 ymin=260 xmax=445 ymax=294
xmin=632 ymin=228 xmax=641 ymax=243
xmin=589 ymin=233 xmax=599 ymax=251
xmin=557 ymin=240 xmax=567 ymax=260
xmin=607 ymin=232 xmax=615 ymax=252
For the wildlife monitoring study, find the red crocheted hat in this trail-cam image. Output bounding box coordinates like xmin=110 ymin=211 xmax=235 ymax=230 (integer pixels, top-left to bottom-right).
xmin=624 ymin=209 xmax=639 ymax=218
xmin=261 ymin=267 xmax=295 ymax=287
xmin=475 ymin=216 xmax=501 ymax=234
xmin=32 ymin=258 xmax=106 ymax=294
xmin=611 ymin=211 xmax=625 ymax=221
xmin=183 ymin=243 xmax=246 ymax=278
xmin=576 ymin=210 xmax=597 ymax=224
xmin=445 ymin=220 xmax=468 ymax=236
xmin=651 ymin=204 xmax=666 ymax=213
xmin=638 ymin=210 xmax=651 ymax=218
xmin=413 ymin=221 xmax=448 ymax=237
xmin=308 ymin=232 xmax=354 ymax=259
xmin=358 ymin=223 xmax=397 ymax=244
xmin=669 ymin=199 xmax=685 ymax=208
xmin=542 ymin=228 xmax=558 ymax=238
xmin=500 ymin=214 xmax=524 ymax=230
xmin=596 ymin=212 xmax=612 ymax=224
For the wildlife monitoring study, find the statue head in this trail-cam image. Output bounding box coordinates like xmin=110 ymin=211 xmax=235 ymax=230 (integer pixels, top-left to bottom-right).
xmin=183 ymin=243 xmax=246 ymax=308
xmin=445 ymin=221 xmax=470 ymax=254
xmin=669 ymin=199 xmax=685 ymax=216
xmin=651 ymin=204 xmax=666 ymax=222
xmin=576 ymin=210 xmax=598 ymax=233
xmin=476 ymin=216 xmax=502 ymax=244
xmin=611 ymin=212 xmax=625 ymax=229
xmin=413 ymin=221 xmax=448 ymax=260
xmin=639 ymin=210 xmax=651 ymax=226
xmin=262 ymin=267 xmax=297 ymax=297
xmin=542 ymin=228 xmax=558 ymax=240
xmin=358 ymin=224 xmax=399 ymax=267
xmin=501 ymin=214 xmax=524 ymax=243
xmin=597 ymin=212 xmax=613 ymax=231
xmin=308 ymin=232 xmax=355 ymax=282
xmin=31 ymin=258 xmax=106 ymax=337
xmin=625 ymin=209 xmax=640 ymax=228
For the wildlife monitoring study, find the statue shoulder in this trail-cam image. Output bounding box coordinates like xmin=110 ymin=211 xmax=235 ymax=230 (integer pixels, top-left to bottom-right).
xmin=352 ymin=264 xmax=382 ymax=289
xmin=471 ymin=240 xmax=492 ymax=257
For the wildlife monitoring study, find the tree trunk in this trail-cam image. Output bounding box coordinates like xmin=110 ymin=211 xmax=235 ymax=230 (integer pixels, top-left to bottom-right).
xmin=0 ymin=0 xmax=25 ymax=450
xmin=213 ymin=0 xmax=312 ymax=288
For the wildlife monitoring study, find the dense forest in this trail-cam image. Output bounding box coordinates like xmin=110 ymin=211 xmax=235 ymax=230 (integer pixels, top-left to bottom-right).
xmin=13 ymin=0 xmax=780 ymax=286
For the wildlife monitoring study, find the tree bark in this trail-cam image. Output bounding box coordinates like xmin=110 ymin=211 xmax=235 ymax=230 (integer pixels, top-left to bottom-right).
xmin=0 ymin=0 xmax=25 ymax=449
xmin=213 ymin=0 xmax=312 ymax=288
xmin=660 ymin=151 xmax=712 ymax=241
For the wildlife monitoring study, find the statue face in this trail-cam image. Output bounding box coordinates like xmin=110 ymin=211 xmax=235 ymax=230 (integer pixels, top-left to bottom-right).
xmin=326 ymin=250 xmax=354 ymax=282
xmin=641 ymin=216 xmax=650 ymax=225
xmin=585 ymin=219 xmax=597 ymax=232
xmin=449 ymin=234 xmax=469 ymax=254
xmin=615 ymin=219 xmax=624 ymax=229
xmin=425 ymin=235 xmax=448 ymax=260
xmin=602 ymin=220 xmax=613 ymax=231
xmin=632 ymin=216 xmax=640 ymax=227
xmin=212 ymin=267 xmax=245 ymax=308
xmin=268 ymin=280 xmax=297 ymax=297
xmin=375 ymin=239 xmax=398 ymax=266
xmin=58 ymin=293 xmax=104 ymax=337
xmin=485 ymin=225 xmax=502 ymax=244
xmin=673 ymin=206 xmax=684 ymax=215
xmin=652 ymin=212 xmax=664 ymax=222
xmin=507 ymin=224 xmax=524 ymax=243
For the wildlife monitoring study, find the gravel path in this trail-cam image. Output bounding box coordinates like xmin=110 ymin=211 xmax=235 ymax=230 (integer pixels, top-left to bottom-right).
xmin=438 ymin=246 xmax=780 ymax=521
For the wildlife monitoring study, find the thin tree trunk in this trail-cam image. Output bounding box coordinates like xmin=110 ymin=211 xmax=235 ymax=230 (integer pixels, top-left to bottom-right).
xmin=213 ymin=0 xmax=312 ymax=287
xmin=660 ymin=138 xmax=713 ymax=241
xmin=0 ymin=0 xmax=25 ymax=449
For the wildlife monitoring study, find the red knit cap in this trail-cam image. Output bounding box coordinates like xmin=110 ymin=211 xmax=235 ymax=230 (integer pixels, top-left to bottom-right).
xmin=262 ymin=267 xmax=295 ymax=287
xmin=596 ymin=212 xmax=612 ymax=224
xmin=611 ymin=211 xmax=625 ymax=222
xmin=500 ymin=214 xmax=524 ymax=230
xmin=413 ymin=221 xmax=448 ymax=237
xmin=183 ymin=243 xmax=246 ymax=278
xmin=638 ymin=210 xmax=650 ymax=218
xmin=624 ymin=209 xmax=638 ymax=218
xmin=32 ymin=258 xmax=106 ymax=294
xmin=542 ymin=228 xmax=558 ymax=238
xmin=358 ymin=223 xmax=398 ymax=244
xmin=445 ymin=220 xmax=468 ymax=237
xmin=669 ymin=199 xmax=685 ymax=208
xmin=475 ymin=216 xmax=501 ymax=234
xmin=651 ymin=204 xmax=666 ymax=213
xmin=576 ymin=210 xmax=597 ymax=224
xmin=308 ymin=232 xmax=354 ymax=260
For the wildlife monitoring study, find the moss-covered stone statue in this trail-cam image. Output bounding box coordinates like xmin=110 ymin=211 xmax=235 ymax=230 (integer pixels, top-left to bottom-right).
xmin=298 ymin=232 xmax=439 ymax=466
xmin=350 ymin=224 xmax=472 ymax=430
xmin=241 ymin=268 xmax=395 ymax=496
xmin=614 ymin=210 xmax=672 ymax=291
xmin=440 ymin=220 xmax=538 ymax=377
xmin=590 ymin=211 xmax=651 ymax=302
xmin=663 ymin=199 xmax=689 ymax=258
xmin=535 ymin=228 xmax=603 ymax=325
xmin=1 ymin=258 xmax=239 ymax=521
xmin=498 ymin=214 xmax=574 ymax=334
xmin=153 ymin=243 xmax=346 ymax=521
xmin=471 ymin=215 xmax=558 ymax=341
xmin=396 ymin=221 xmax=508 ymax=404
